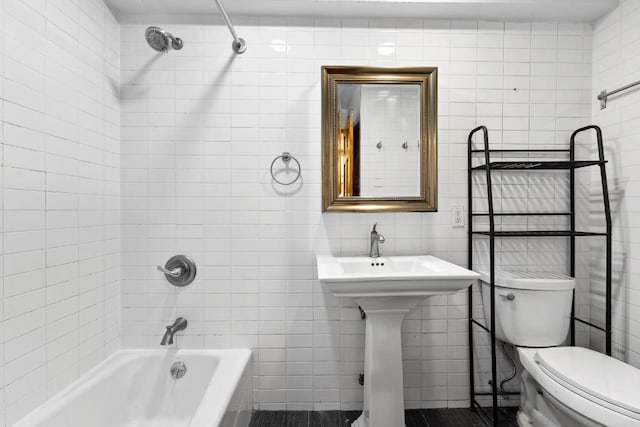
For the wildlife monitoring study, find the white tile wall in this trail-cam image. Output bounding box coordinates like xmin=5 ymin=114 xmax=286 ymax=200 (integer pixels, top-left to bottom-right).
xmin=0 ymin=0 xmax=121 ymax=425
xmin=0 ymin=0 xmax=634 ymax=422
xmin=119 ymin=16 xmax=593 ymax=410
xmin=592 ymin=0 xmax=640 ymax=365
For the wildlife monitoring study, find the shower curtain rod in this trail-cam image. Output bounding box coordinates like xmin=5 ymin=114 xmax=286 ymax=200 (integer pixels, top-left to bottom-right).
xmin=598 ymin=78 xmax=640 ymax=109
xmin=213 ymin=0 xmax=246 ymax=54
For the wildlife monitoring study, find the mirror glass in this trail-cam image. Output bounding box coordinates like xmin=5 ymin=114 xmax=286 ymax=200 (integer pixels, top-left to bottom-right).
xmin=322 ymin=66 xmax=438 ymax=212
xmin=337 ymin=83 xmax=421 ymax=198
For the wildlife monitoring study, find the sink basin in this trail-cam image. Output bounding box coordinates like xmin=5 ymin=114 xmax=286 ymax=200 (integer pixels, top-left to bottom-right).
xmin=316 ymin=254 xmax=479 ymax=427
xmin=316 ymin=255 xmax=480 ymax=297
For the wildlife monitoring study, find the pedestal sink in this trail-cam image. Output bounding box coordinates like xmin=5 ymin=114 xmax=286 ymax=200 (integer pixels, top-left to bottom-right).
xmin=316 ymin=255 xmax=480 ymax=427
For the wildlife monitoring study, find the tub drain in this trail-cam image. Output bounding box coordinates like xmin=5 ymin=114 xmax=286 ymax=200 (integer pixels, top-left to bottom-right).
xmin=170 ymin=361 xmax=187 ymax=379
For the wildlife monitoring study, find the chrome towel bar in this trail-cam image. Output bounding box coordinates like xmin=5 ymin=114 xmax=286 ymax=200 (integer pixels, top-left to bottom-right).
xmin=598 ymin=78 xmax=640 ymax=109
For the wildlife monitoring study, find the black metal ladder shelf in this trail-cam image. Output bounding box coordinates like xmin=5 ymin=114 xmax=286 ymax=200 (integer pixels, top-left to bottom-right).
xmin=466 ymin=125 xmax=613 ymax=427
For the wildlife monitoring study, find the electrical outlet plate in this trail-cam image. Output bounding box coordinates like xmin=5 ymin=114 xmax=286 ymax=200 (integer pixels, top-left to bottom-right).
xmin=452 ymin=206 xmax=464 ymax=227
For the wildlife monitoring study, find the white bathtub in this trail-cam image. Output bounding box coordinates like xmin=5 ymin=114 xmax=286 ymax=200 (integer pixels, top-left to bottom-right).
xmin=13 ymin=349 xmax=252 ymax=427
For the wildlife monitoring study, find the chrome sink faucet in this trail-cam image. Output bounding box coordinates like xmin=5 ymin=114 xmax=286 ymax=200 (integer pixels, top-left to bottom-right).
xmin=160 ymin=317 xmax=188 ymax=345
xmin=369 ymin=223 xmax=385 ymax=258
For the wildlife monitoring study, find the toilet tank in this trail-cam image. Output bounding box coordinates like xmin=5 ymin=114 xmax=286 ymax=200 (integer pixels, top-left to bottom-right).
xmin=479 ymin=271 xmax=575 ymax=347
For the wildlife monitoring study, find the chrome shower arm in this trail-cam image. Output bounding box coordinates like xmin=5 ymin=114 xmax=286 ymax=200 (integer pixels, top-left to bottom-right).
xmin=213 ymin=0 xmax=246 ymax=54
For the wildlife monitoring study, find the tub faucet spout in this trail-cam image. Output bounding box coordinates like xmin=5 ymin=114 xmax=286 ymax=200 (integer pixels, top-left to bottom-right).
xmin=160 ymin=317 xmax=188 ymax=345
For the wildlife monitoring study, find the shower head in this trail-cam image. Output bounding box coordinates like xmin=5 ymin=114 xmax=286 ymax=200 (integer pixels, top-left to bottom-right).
xmin=145 ymin=26 xmax=184 ymax=53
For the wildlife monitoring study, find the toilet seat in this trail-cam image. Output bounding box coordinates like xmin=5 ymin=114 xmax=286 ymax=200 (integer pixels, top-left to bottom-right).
xmin=534 ymin=347 xmax=640 ymax=421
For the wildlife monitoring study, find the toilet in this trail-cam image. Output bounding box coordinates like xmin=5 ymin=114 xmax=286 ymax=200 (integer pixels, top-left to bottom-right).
xmin=479 ymin=271 xmax=640 ymax=427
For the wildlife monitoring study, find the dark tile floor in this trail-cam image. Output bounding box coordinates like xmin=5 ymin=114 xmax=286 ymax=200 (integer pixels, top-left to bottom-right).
xmin=248 ymin=408 xmax=519 ymax=427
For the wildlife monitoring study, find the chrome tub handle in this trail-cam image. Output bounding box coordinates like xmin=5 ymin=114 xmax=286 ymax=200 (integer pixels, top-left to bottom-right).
xmin=157 ymin=255 xmax=197 ymax=286
xmin=156 ymin=265 xmax=182 ymax=277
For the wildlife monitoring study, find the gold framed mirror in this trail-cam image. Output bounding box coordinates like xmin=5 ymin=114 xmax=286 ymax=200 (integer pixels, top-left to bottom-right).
xmin=321 ymin=66 xmax=438 ymax=212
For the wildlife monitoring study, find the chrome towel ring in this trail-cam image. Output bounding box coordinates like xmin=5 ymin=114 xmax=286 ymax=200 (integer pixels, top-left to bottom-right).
xmin=270 ymin=152 xmax=301 ymax=185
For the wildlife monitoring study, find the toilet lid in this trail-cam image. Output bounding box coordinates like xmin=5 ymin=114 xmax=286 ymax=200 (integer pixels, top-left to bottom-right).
xmin=535 ymin=347 xmax=640 ymax=418
xmin=477 ymin=270 xmax=575 ymax=290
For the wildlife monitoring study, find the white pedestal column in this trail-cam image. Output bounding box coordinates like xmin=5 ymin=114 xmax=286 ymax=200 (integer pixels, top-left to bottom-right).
xmin=352 ymin=297 xmax=422 ymax=427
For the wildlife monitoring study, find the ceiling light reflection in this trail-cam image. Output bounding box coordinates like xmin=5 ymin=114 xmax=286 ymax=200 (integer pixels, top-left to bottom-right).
xmin=377 ymin=43 xmax=395 ymax=56
xmin=270 ymin=39 xmax=289 ymax=53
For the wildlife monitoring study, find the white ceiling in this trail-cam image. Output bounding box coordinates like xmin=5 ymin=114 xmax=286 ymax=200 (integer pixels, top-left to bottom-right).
xmin=104 ymin=0 xmax=618 ymax=23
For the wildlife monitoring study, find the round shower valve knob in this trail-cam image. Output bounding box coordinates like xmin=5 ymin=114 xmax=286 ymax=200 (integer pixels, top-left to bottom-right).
xmin=157 ymin=255 xmax=197 ymax=287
